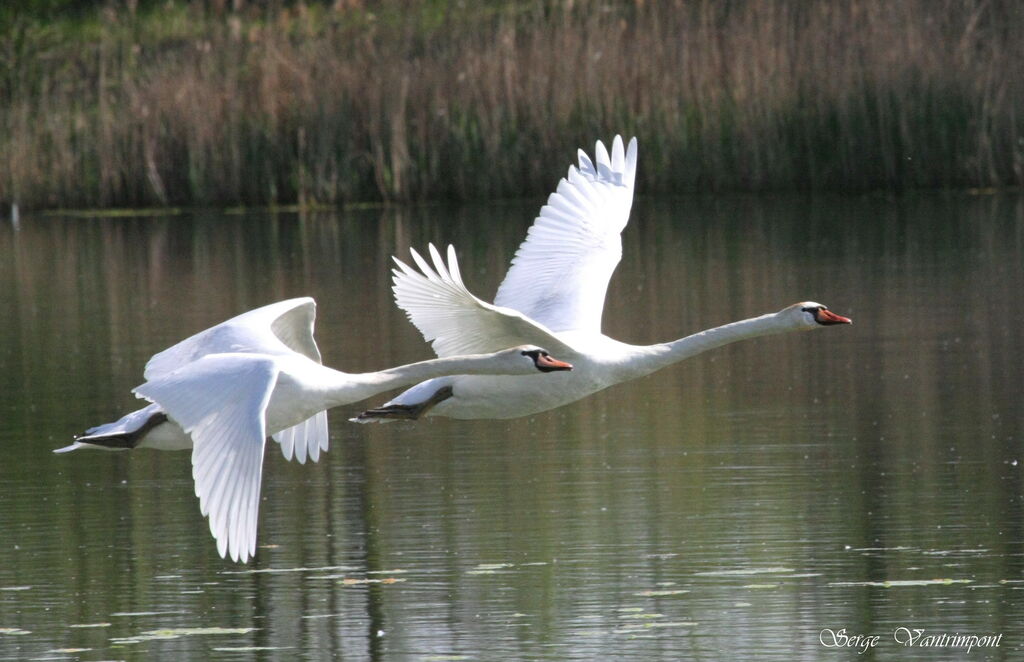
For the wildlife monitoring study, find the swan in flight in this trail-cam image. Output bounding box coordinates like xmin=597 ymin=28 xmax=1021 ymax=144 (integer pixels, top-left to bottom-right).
xmin=55 ymin=298 xmax=571 ymax=562
xmin=355 ymin=136 xmax=850 ymax=423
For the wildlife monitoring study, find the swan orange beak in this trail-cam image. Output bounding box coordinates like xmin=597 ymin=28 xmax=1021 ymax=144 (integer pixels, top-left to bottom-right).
xmin=816 ymin=309 xmax=852 ymax=325
xmin=536 ymin=355 xmax=573 ymax=372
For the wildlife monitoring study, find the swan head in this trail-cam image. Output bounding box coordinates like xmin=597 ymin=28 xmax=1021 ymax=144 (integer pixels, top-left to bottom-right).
xmin=782 ymin=302 xmax=853 ymax=330
xmin=510 ymin=345 xmax=574 ymax=373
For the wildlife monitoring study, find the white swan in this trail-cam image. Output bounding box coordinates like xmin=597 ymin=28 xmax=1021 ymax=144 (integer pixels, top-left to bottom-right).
xmin=355 ymin=137 xmax=851 ymax=422
xmin=54 ymin=298 xmax=571 ymax=562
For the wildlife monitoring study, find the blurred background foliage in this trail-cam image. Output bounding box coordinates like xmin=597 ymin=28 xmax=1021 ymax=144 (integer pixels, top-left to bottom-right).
xmin=2 ymin=1 xmax=1022 ymax=209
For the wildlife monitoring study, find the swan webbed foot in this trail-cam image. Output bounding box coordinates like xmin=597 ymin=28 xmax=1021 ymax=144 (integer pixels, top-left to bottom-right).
xmin=73 ymin=411 xmax=169 ymax=449
xmin=355 ymin=385 xmax=453 ymax=421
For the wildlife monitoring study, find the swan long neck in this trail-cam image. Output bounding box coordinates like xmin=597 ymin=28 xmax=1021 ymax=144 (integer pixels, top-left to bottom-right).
xmin=372 ymin=354 xmax=527 ymax=387
xmin=320 ymin=353 xmax=526 ymax=407
xmin=621 ymin=311 xmax=792 ymax=380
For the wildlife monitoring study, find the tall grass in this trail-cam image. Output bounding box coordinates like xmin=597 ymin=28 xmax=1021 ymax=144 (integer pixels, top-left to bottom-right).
xmin=2 ymin=0 xmax=1022 ymax=209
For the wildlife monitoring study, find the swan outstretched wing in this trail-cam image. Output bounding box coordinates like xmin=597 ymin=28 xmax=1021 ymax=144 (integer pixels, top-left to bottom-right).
xmin=493 ymin=136 xmax=638 ymax=334
xmin=392 ymin=244 xmax=577 ymax=358
xmin=143 ymin=298 xmax=321 ymax=380
xmin=134 ymin=354 xmax=278 ymax=563
xmin=267 ymin=299 xmax=322 ymax=363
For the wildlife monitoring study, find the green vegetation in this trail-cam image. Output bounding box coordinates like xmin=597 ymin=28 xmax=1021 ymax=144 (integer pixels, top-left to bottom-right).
xmin=2 ymin=0 xmax=1022 ymax=209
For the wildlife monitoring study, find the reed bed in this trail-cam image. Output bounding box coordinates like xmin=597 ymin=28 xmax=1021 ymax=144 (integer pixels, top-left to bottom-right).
xmin=2 ymin=0 xmax=1022 ymax=210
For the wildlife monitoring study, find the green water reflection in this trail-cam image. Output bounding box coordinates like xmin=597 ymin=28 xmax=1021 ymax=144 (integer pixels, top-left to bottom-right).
xmin=0 ymin=193 xmax=1022 ymax=660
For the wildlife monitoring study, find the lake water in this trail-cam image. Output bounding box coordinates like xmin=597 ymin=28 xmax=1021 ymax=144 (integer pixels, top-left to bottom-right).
xmin=1 ymin=193 xmax=1022 ymax=660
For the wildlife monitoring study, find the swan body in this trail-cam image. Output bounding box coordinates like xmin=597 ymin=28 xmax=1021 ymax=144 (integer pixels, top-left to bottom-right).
xmin=356 ymin=137 xmax=851 ymax=422
xmin=58 ymin=298 xmax=331 ymax=461
xmin=55 ymin=298 xmax=571 ymax=562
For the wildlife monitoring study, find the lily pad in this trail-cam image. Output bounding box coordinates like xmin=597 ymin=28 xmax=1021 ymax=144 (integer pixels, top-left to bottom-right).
xmin=111 ymin=626 xmax=258 ymax=645
xmin=222 ymin=565 xmax=354 ymax=575
xmin=340 ymin=577 xmax=405 ymax=585
xmin=696 ymin=567 xmax=795 ymax=576
xmin=468 ymin=563 xmax=514 ymax=575
xmin=615 ymin=621 xmax=697 ymax=634
xmin=647 ymin=621 xmax=698 ymax=629
xmin=830 ymin=579 xmax=972 ymax=588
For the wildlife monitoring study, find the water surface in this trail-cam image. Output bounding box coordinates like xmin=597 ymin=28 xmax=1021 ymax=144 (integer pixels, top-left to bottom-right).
xmin=1 ymin=193 xmax=1022 ymax=660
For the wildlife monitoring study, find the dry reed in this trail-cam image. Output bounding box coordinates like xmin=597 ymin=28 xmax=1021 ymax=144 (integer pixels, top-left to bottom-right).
xmin=1 ymin=0 xmax=1022 ymax=210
